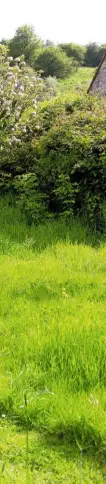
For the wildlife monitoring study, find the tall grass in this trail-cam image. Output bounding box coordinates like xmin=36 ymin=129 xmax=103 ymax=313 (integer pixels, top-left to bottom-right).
xmin=0 ymin=197 xmax=106 ymax=460
xmin=56 ymin=67 xmax=95 ymax=96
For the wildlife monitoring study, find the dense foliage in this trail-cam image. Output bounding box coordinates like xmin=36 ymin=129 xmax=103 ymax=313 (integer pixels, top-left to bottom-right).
xmin=7 ymin=25 xmax=42 ymax=67
xmin=60 ymin=42 xmax=106 ymax=68
xmin=85 ymin=42 xmax=106 ymax=67
xmin=0 ymin=44 xmax=106 ymax=230
xmin=1 ymin=25 xmax=106 ymax=77
xmin=59 ymin=42 xmax=106 ymax=68
xmin=34 ymin=46 xmax=74 ymax=78
xmin=36 ymin=96 xmax=106 ymax=230
xmin=59 ymin=43 xmax=86 ymax=65
xmin=7 ymin=26 xmax=76 ymax=77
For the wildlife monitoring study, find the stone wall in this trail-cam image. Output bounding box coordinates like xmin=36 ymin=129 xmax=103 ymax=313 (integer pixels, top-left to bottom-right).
xmin=90 ymin=56 xmax=106 ymax=95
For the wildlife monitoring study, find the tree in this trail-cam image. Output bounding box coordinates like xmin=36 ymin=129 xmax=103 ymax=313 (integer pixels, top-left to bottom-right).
xmin=8 ymin=25 xmax=42 ymax=67
xmin=59 ymin=43 xmax=86 ymax=65
xmin=97 ymin=44 xmax=106 ymax=64
xmin=0 ymin=38 xmax=8 ymax=46
xmin=85 ymin=43 xmax=99 ymax=67
xmin=44 ymin=40 xmax=54 ymax=47
xmin=35 ymin=46 xmax=73 ymax=78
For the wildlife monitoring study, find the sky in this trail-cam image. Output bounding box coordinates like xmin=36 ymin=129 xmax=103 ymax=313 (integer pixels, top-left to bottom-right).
xmin=0 ymin=0 xmax=106 ymax=45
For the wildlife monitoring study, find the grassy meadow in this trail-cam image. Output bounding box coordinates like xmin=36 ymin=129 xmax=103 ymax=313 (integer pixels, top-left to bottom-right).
xmin=0 ymin=198 xmax=106 ymax=482
xmin=56 ymin=67 xmax=95 ymax=95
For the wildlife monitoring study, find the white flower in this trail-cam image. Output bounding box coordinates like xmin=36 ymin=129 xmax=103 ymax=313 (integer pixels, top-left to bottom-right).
xmin=7 ymin=56 xmax=13 ymax=62
xmin=7 ymin=74 xmax=15 ymax=80
xmin=11 ymin=136 xmax=17 ymax=141
xmin=33 ymin=99 xmax=37 ymax=105
xmin=14 ymin=57 xmax=20 ymax=63
xmin=14 ymin=82 xmax=18 ymax=89
xmin=15 ymin=113 xmax=20 ymax=119
xmin=20 ymin=61 xmax=26 ymax=67
xmin=19 ymin=85 xmax=24 ymax=92
xmin=5 ymin=100 xmax=11 ymax=106
xmin=11 ymin=136 xmax=21 ymax=144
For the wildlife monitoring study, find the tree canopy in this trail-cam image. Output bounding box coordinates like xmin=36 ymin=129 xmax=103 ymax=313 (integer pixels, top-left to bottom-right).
xmin=8 ymin=25 xmax=42 ymax=67
xmin=34 ymin=46 xmax=73 ymax=78
xmin=59 ymin=43 xmax=86 ymax=65
xmin=1 ymin=25 xmax=106 ymax=75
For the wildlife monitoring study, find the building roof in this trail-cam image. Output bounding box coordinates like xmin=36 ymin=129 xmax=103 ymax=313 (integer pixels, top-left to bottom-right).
xmin=87 ymin=52 xmax=106 ymax=93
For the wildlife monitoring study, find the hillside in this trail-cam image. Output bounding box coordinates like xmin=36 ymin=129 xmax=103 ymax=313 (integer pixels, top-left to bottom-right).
xmin=0 ymin=199 xmax=106 ymax=483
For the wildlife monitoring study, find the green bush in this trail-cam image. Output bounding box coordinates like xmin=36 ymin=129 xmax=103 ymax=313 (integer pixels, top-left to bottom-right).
xmin=53 ymin=174 xmax=77 ymax=218
xmin=36 ymin=96 xmax=106 ymax=230
xmin=35 ymin=46 xmax=73 ymax=78
xmin=14 ymin=173 xmax=48 ymax=224
xmin=59 ymin=42 xmax=86 ymax=65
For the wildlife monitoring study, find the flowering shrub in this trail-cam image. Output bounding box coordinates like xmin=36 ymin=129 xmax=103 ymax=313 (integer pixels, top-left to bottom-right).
xmin=0 ymin=45 xmax=52 ymax=221
xmin=0 ymin=45 xmax=45 ymax=150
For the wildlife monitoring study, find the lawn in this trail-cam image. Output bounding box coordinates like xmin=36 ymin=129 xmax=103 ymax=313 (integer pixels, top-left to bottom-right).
xmin=0 ymin=199 xmax=106 ymax=482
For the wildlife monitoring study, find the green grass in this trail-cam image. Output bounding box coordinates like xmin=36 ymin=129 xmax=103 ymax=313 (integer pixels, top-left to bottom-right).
xmin=0 ymin=198 xmax=106 ymax=482
xmin=56 ymin=67 xmax=95 ymax=96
